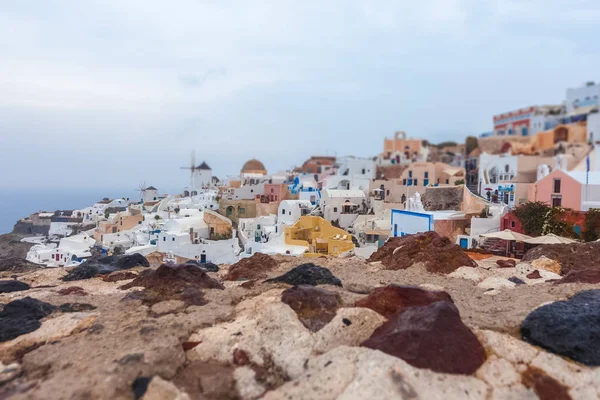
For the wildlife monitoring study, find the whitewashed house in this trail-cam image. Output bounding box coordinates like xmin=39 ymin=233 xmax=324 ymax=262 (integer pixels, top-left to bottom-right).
xmin=142 ymin=186 xmax=159 ymax=203
xmin=323 ymin=156 xmax=375 ymax=191
xmin=278 ymin=200 xmax=313 ymax=226
xmin=27 ymin=233 xmax=96 ymax=267
xmin=320 ymin=189 xmax=367 ymax=228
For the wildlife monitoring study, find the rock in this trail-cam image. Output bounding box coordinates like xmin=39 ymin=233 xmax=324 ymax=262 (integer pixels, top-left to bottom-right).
xmin=368 ymin=231 xmax=477 ymax=273
xmin=104 ymin=270 xmax=138 ymax=282
xmin=224 ymin=253 xmax=278 ymax=281
xmin=172 ymin=361 xmax=237 ymax=400
xmin=150 ymin=300 xmax=186 ymax=316
xmin=120 ymin=263 xmax=224 ymax=306
xmin=496 ymin=259 xmax=516 ymax=268
xmin=475 ymin=355 xmax=521 ymax=387
xmin=478 ymin=277 xmax=516 ymax=291
xmin=448 ymin=266 xmax=486 ymax=282
xmin=57 ymin=286 xmax=87 ymax=295
xmin=264 ymin=263 xmax=342 ymax=287
xmin=63 ymin=253 xmax=150 ymax=281
xmin=521 ymin=289 xmax=600 ymax=365
xmin=0 ymin=257 xmax=40 ymax=273
xmin=345 ymin=282 xmax=374 ymax=294
xmin=527 ymin=270 xmax=542 ymax=279
xmin=142 ymin=376 xmax=190 ymax=400
xmin=362 ymin=301 xmax=486 ymax=374
xmin=58 ymin=303 xmax=97 ymax=312
xmin=0 ymin=297 xmax=56 ymax=342
xmin=556 ymin=269 xmax=600 ymax=284
xmin=281 ymin=285 xmax=341 ymax=332
xmin=0 ymin=280 xmax=30 ymax=293
xmin=531 ymin=256 xmax=562 ymax=275
xmin=0 ymin=312 xmax=97 ymax=361
xmin=263 ymin=346 xmax=489 ymax=400
xmin=508 ymin=277 xmax=526 ymax=285
xmin=354 ymin=284 xmax=453 ymax=319
xmin=184 ymin=260 xmax=219 ymax=272
xmin=132 ymin=376 xmax=152 ymax=400
xmin=477 ymin=330 xmax=539 ymax=365
xmin=522 ymin=242 xmax=600 ymax=275
xmin=0 ymin=361 xmax=21 ymax=385
xmin=313 ymin=308 xmax=387 ymax=354
xmin=521 ymin=366 xmax=572 ymax=400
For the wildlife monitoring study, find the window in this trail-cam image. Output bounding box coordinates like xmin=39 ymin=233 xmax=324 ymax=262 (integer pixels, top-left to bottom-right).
xmin=424 ymin=179 xmax=429 ymax=186
xmin=282 ymin=209 xmax=286 ymax=215
xmin=386 ymin=190 xmax=390 ymax=196
xmin=424 ymin=171 xmax=429 ymax=178
xmin=553 ymin=179 xmax=561 ymax=193
xmin=408 ymin=170 xmax=413 ymax=178
xmin=239 ymin=207 xmax=245 ymax=215
xmin=172 ymin=237 xmax=175 ymax=241
xmin=271 ymin=188 xmax=274 ymax=193
xmin=403 ymin=179 xmax=407 ymax=185
xmin=414 ymin=179 xmax=418 ymax=186
xmin=362 ymin=168 xmax=366 ymax=174
xmin=445 ymin=179 xmax=449 ymax=184
xmin=511 ymin=221 xmax=516 ymax=228
xmin=552 ymin=196 xmax=562 ymax=207
xmin=333 ymin=207 xmax=338 ymax=212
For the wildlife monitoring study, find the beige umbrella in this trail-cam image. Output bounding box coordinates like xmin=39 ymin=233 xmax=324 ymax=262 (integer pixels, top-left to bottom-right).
xmin=480 ymin=229 xmax=533 ymax=256
xmin=481 ymin=229 xmax=533 ymax=241
xmin=524 ymin=233 xmax=577 ymax=245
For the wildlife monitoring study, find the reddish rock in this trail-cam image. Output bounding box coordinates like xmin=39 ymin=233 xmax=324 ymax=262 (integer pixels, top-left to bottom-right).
xmin=496 ymin=259 xmax=516 ymax=268
xmin=233 ymin=348 xmax=250 ymax=366
xmin=521 ymin=367 xmax=572 ymax=400
xmin=556 ymin=269 xmax=600 ymax=285
xmin=239 ymin=280 xmax=256 ymax=289
xmin=522 ymin=242 xmax=600 ymax=275
xmin=355 ymin=284 xmax=453 ymax=319
xmin=182 ymin=341 xmax=201 ymax=351
xmin=361 ymin=301 xmax=486 ymax=374
xmin=120 ymin=263 xmax=224 ymax=306
xmin=527 ymin=270 xmax=542 ymax=279
xmin=281 ymin=285 xmax=341 ymax=332
xmin=103 ymin=271 xmax=138 ymax=282
xmin=368 ymin=232 xmax=477 ymax=274
xmin=172 ymin=361 xmax=237 ymax=399
xmin=224 ymin=253 xmax=278 ymax=281
xmin=57 ymin=286 xmax=87 ymax=296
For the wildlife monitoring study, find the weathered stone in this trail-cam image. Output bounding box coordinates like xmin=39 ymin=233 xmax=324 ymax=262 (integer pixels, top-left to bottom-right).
xmin=523 ymin=242 xmax=600 ymax=275
xmin=0 ymin=280 xmax=30 ymax=293
xmin=57 ymin=286 xmax=87 ymax=295
xmin=104 ymin=270 xmax=138 ymax=282
xmin=142 ymin=376 xmax=190 ymax=400
xmin=63 ymin=253 xmax=149 ymax=281
xmin=281 ymin=285 xmax=340 ymax=332
xmin=477 ymin=330 xmax=539 ymax=365
xmin=475 ymin=355 xmax=521 ymax=387
xmin=224 ymin=253 xmax=278 ymax=281
xmin=448 ymin=266 xmax=486 ymax=282
xmin=0 ymin=297 xmax=56 ymax=342
xmin=557 ymin=269 xmax=600 ymax=284
xmin=172 ymin=361 xmax=237 ymax=400
xmin=531 ymin=256 xmax=562 ymax=275
xmin=120 ymin=263 xmax=224 ymax=306
xmin=313 ymin=308 xmax=387 ymax=354
xmin=233 ymin=348 xmax=250 ymax=366
xmin=265 ymin=263 xmax=342 ymax=287
xmin=354 ymin=284 xmax=453 ymax=319
xmin=527 ymin=270 xmax=542 ymax=279
xmin=150 ymin=300 xmax=186 ymax=316
xmin=496 ymin=259 xmax=516 ymax=268
xmin=368 ymin=231 xmax=477 ymax=273
xmin=521 ymin=289 xmax=600 ymax=365
xmin=521 ymin=366 xmax=572 ymax=400
xmin=184 ymin=260 xmax=219 ymax=272
xmin=362 ymin=301 xmax=486 ymax=374
xmin=0 ymin=361 xmax=21 ymax=385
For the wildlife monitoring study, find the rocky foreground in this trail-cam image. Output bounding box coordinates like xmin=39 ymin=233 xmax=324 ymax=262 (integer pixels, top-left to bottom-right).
xmin=1 ymin=233 xmax=600 ymax=399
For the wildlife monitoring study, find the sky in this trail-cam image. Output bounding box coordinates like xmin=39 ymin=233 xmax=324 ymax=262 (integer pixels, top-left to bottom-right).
xmin=1 ymin=0 xmax=600 ymax=192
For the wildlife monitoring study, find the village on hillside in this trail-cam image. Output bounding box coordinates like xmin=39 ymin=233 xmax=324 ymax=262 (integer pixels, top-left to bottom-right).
xmin=11 ymin=81 xmax=600 ymax=267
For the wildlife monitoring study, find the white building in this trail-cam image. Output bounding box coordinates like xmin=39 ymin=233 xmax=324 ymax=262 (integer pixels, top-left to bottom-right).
xmin=289 ymin=175 xmax=321 ymax=206
xmin=323 ymin=156 xmax=375 ymax=191
xmin=566 ymin=81 xmax=600 ymax=115
xmin=320 ymin=189 xmax=367 ymax=228
xmin=26 ymin=233 xmax=96 ymax=267
xmin=278 ymin=200 xmax=313 ymax=226
xmin=142 ymin=186 xmax=159 ymax=203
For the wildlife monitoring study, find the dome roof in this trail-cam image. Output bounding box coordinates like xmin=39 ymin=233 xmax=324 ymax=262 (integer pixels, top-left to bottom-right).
xmin=241 ymin=158 xmax=266 ymax=173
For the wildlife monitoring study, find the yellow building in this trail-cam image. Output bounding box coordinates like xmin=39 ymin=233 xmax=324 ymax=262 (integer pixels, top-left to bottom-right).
xmin=284 ymin=216 xmax=354 ymax=257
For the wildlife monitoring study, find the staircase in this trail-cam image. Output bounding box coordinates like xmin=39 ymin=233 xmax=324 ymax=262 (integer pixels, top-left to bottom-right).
xmin=479 ymin=237 xmax=506 ymax=255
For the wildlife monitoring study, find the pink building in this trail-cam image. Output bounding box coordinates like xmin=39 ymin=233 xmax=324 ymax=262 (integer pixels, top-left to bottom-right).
xmin=262 ymin=184 xmax=289 ymax=203
xmin=528 ymin=169 xmax=582 ymax=209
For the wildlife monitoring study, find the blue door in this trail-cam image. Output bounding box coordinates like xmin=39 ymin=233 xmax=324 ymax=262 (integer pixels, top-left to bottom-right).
xmin=459 ymin=238 xmax=468 ymax=249
xmin=394 ymin=224 xmax=398 ymax=237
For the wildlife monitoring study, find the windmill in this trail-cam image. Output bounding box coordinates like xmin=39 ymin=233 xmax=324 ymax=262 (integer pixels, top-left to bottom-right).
xmin=135 ymin=181 xmax=148 ymax=202
xmin=180 ymin=150 xmax=197 ymax=196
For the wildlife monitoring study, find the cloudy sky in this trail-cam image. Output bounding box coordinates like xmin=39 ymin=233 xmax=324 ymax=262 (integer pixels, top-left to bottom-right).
xmin=2 ymin=0 xmax=600 ymax=192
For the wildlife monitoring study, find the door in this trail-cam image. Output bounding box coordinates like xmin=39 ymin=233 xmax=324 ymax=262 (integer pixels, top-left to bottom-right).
xmin=200 ymin=254 xmax=207 ymax=263
xmin=394 ymin=224 xmax=398 ymax=237
xmin=459 ymin=238 xmax=468 ymax=249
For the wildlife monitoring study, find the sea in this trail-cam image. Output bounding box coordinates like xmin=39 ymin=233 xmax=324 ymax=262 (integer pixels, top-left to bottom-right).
xmin=0 ymin=188 xmax=139 ymax=234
